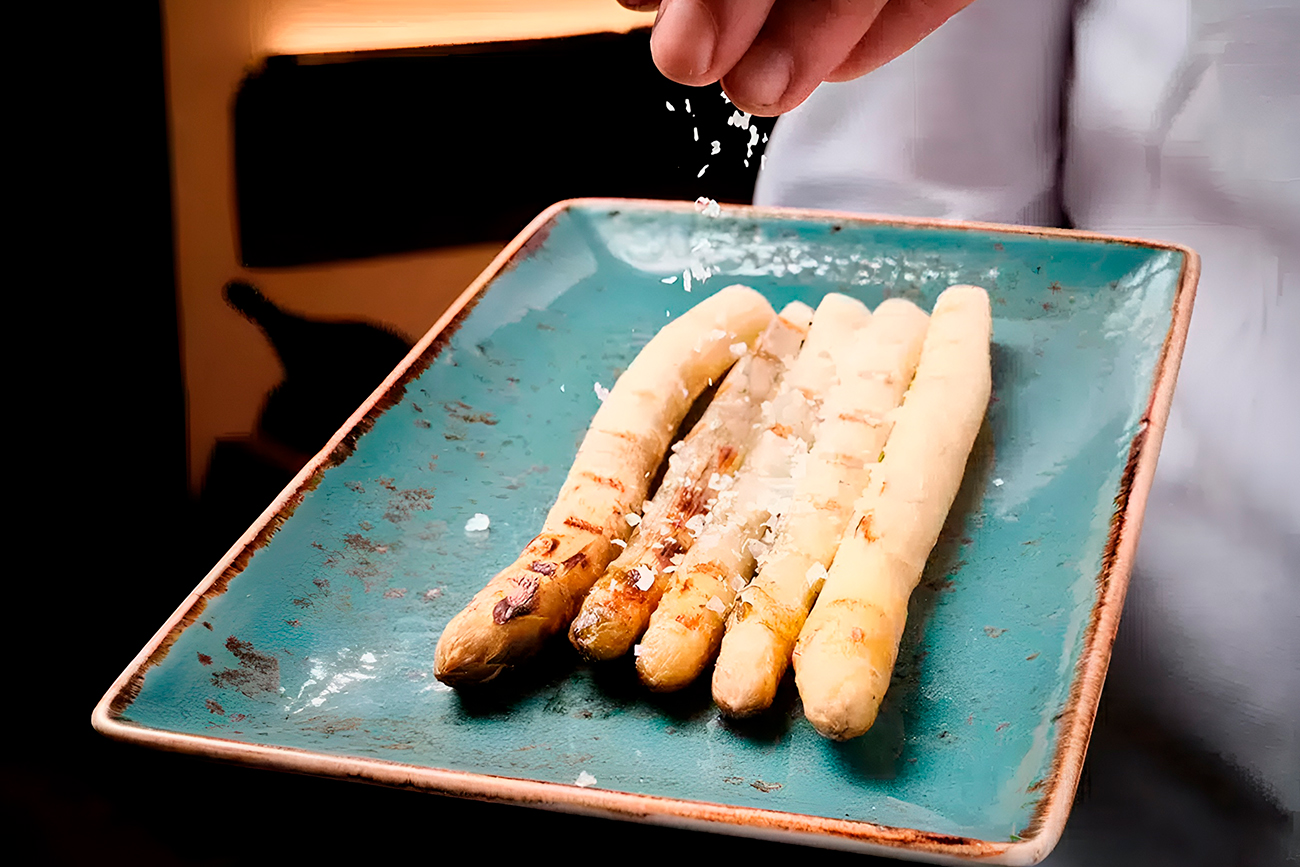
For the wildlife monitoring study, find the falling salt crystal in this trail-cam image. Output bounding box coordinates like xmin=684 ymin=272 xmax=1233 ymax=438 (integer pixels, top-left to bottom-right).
xmin=560 ymin=384 xmax=565 ymax=392
xmin=762 ymin=133 xmax=769 ymax=143
xmin=684 ymin=98 xmax=692 ymax=113
xmin=744 ymin=159 xmax=749 ymax=167
xmin=697 ymin=164 xmax=709 ymax=178
xmin=612 ymin=538 xmax=627 ymax=548
xmin=464 ymin=513 xmax=490 ymax=533
xmin=665 ymin=101 xmax=675 ymax=112
xmin=721 ymin=91 xmax=731 ymax=103
xmin=993 ymin=478 xmax=1005 ymax=487
xmin=705 ymin=596 xmax=726 ymax=614
xmin=661 ymin=275 xmax=678 ymax=284
xmin=761 ymin=153 xmax=767 ymax=170
xmin=693 ymin=127 xmax=698 ymax=141
xmin=575 ymin=771 xmax=598 ymax=788
xmin=626 ymin=513 xmax=642 ymax=527
xmin=683 ymin=269 xmax=692 ymax=292
xmin=710 ymin=140 xmax=720 ymax=155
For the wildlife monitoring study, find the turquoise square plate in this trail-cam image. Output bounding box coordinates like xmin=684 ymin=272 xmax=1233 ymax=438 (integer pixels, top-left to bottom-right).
xmin=95 ymin=199 xmax=1197 ymax=865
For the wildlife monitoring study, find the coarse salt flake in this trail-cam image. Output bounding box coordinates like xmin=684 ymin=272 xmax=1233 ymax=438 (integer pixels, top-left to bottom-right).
xmin=705 ymin=595 xmax=726 ymax=614
xmin=464 ymin=513 xmax=490 ymax=533
xmin=665 ymin=101 xmax=675 ymax=112
xmin=661 ymin=275 xmax=678 ymax=284
xmin=729 ymin=341 xmax=747 ymax=357
xmin=710 ymin=140 xmax=721 ymax=155
xmin=625 ymin=513 xmax=641 ymax=527
xmin=633 ymin=567 xmax=655 ymax=591
xmin=575 ymin=771 xmax=598 ymax=788
xmin=697 ymin=164 xmax=709 ymax=178
xmin=633 ymin=644 xmax=644 ymax=657
xmin=805 ymin=562 xmax=828 ymax=587
xmin=993 ymin=478 xmax=1005 ymax=487
xmin=593 ymin=382 xmax=610 ymax=402
xmin=683 ymin=269 xmax=692 ymax=292
xmin=612 ymin=538 xmax=627 ymax=548
xmin=698 ymin=197 xmax=721 ymax=218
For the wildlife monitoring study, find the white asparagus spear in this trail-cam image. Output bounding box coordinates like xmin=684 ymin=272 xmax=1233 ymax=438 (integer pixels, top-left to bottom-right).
xmin=568 ymin=302 xmax=814 ymax=661
xmin=635 ymin=294 xmax=872 ymax=692
xmin=713 ymin=298 xmax=931 ymax=717
xmin=434 ymin=285 xmax=774 ymax=686
xmin=794 ymin=285 xmax=992 ymax=740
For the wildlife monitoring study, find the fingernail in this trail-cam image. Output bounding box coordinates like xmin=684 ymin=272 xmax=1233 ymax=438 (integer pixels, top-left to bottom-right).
xmin=651 ymin=0 xmax=716 ymax=81
xmin=728 ymin=45 xmax=793 ymax=111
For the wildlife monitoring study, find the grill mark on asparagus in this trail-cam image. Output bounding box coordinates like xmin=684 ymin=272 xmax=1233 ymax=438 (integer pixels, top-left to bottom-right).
xmin=492 ymin=573 xmax=540 ymax=624
xmin=578 ymin=471 xmax=626 ymax=492
xmin=563 ymin=517 xmax=604 ymax=535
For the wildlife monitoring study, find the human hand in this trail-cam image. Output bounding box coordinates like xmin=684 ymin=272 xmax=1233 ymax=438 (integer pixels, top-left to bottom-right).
xmin=619 ymin=0 xmax=977 ymax=116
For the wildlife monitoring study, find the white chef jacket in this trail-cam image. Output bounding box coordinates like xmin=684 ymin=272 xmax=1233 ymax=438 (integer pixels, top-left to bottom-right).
xmin=755 ymin=0 xmax=1299 ymax=816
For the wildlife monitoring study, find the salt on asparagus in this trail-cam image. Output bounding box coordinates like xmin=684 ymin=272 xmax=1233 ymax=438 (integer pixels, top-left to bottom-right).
xmin=434 ymin=285 xmax=774 ymax=686
xmin=568 ymin=302 xmax=814 ymax=662
xmin=635 ymin=294 xmax=872 ymax=692
xmin=794 ymin=285 xmax=991 ymax=740
xmin=712 ymin=298 xmax=931 ymax=717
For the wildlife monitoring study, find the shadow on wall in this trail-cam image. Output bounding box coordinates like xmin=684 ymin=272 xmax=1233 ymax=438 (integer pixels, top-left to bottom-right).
xmin=196 ymin=281 xmax=413 ymax=564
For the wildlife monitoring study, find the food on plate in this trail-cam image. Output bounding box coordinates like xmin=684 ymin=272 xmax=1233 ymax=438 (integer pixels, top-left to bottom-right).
xmin=569 ymin=301 xmax=814 ymax=661
xmin=433 ymin=285 xmax=775 ymax=686
xmin=635 ymin=293 xmax=872 ymax=692
xmin=712 ymin=298 xmax=931 ymax=718
xmin=794 ymin=285 xmax=992 ymax=740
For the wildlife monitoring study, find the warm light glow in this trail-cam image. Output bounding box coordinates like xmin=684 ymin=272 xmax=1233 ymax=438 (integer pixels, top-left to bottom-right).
xmin=261 ymin=0 xmax=652 ymax=55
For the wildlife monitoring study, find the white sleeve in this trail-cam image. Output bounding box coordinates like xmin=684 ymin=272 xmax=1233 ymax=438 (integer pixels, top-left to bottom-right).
xmin=1064 ymin=0 xmax=1300 ymax=814
xmin=754 ymin=0 xmax=1076 ymax=226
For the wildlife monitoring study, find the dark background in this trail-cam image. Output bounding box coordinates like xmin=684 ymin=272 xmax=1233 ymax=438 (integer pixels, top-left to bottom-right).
xmin=8 ymin=3 xmax=1290 ymax=864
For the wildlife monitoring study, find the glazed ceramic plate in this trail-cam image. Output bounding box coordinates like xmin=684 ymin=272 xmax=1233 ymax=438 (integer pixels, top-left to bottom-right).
xmin=95 ymin=200 xmax=1197 ymax=865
